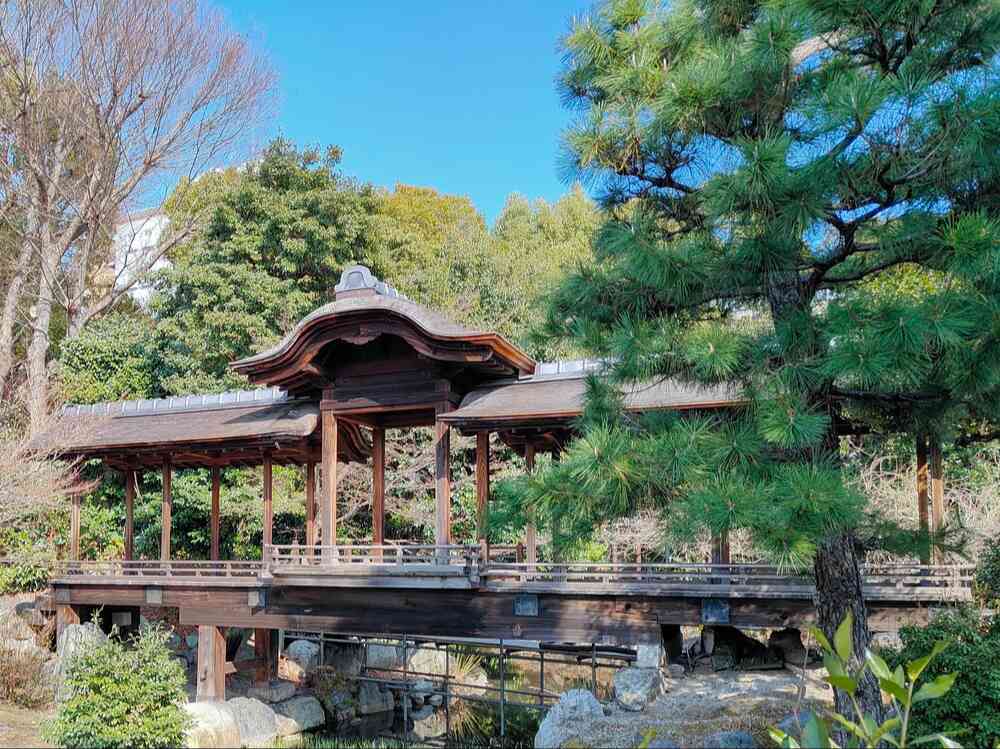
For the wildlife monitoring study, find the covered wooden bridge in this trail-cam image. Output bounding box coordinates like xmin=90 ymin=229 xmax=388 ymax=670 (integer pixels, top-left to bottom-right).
xmin=35 ymin=265 xmax=972 ymax=703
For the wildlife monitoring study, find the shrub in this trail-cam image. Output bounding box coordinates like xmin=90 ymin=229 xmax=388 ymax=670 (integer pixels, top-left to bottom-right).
xmin=44 ymin=622 xmax=190 ymax=749
xmin=973 ymin=544 xmax=1000 ymax=606
xmin=0 ymin=611 xmax=54 ymax=708
xmin=885 ymin=607 xmax=1000 ymax=749
xmin=0 ymin=561 xmax=51 ymax=594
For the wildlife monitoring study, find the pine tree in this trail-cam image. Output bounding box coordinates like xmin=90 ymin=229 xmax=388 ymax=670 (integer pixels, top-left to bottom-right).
xmin=514 ymin=0 xmax=1000 ymax=722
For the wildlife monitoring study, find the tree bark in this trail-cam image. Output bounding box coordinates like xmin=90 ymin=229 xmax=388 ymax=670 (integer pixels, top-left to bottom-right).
xmin=814 ymin=532 xmax=884 ymax=730
xmin=0 ymin=207 xmax=36 ymax=391
xmin=26 ymin=237 xmax=60 ymax=434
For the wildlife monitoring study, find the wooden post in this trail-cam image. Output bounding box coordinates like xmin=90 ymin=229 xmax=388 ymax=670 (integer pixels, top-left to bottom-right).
xmin=305 ymin=461 xmax=316 ymax=547
xmin=56 ymin=603 xmax=80 ymax=642
xmin=70 ymin=492 xmax=82 ymax=561
xmin=372 ymin=427 xmax=385 ymax=560
xmin=123 ymin=470 xmax=135 ymax=561
xmin=711 ymin=530 xmax=731 ymax=565
xmin=262 ymin=454 xmax=273 ymax=551
xmin=160 ymin=460 xmax=172 ymax=562
xmin=929 ymin=435 xmax=945 ymax=564
xmin=916 ymin=433 xmax=930 ymax=565
xmin=321 ymin=410 xmax=338 ymax=558
xmin=253 ymin=627 xmax=272 ymax=685
xmin=210 ymin=467 xmax=221 ymax=562
xmin=475 ymin=431 xmax=490 ymax=541
xmin=196 ymin=625 xmax=226 ymax=702
xmin=525 ymin=444 xmax=537 ymax=565
xmin=434 ymin=405 xmax=452 ymax=548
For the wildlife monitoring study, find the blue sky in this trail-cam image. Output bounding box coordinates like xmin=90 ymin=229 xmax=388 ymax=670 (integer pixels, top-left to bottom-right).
xmin=218 ymin=0 xmax=593 ymax=223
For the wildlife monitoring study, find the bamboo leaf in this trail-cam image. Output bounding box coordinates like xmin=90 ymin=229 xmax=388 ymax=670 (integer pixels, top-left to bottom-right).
xmin=834 ymin=613 xmax=854 ymax=662
xmin=912 ymin=673 xmax=957 ymax=703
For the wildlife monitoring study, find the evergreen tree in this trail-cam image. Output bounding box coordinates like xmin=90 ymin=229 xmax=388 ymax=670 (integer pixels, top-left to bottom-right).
xmin=508 ymin=0 xmax=1000 ymax=722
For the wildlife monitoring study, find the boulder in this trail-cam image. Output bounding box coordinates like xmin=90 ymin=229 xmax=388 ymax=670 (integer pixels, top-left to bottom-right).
xmin=225 ymin=697 xmax=279 ymax=748
xmin=356 ymin=681 xmax=393 ymax=715
xmin=410 ymin=678 xmax=435 ymax=699
xmin=703 ymin=730 xmax=757 ymax=748
xmin=407 ymin=643 xmax=448 ymax=675
xmin=411 ymin=707 xmax=448 ymax=741
xmin=410 ymin=704 xmax=435 ymax=720
xmin=613 ymin=667 xmax=663 ymax=712
xmin=284 ymin=639 xmax=320 ymax=682
xmin=183 ymin=702 xmax=242 ymax=749
xmin=634 ymin=642 xmax=665 ymax=670
xmin=272 ymin=695 xmax=325 ymax=736
xmin=365 ymin=641 xmax=404 ymax=669
xmin=325 ymin=643 xmax=364 ymax=676
xmin=534 ymin=689 xmax=604 ymax=749
xmin=776 ymin=709 xmax=816 ymax=739
xmin=768 ymin=628 xmax=808 ymax=666
xmin=55 ymin=622 xmax=108 ymax=702
xmin=318 ymin=687 xmax=356 ymax=725
xmin=667 ymin=663 xmax=685 ymax=680
xmin=246 ymin=678 xmax=296 ymax=704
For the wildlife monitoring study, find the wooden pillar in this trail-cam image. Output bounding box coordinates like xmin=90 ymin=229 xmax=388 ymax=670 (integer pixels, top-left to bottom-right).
xmin=434 ymin=406 xmax=452 ymax=547
xmin=56 ymin=603 xmax=80 ymax=643
xmin=711 ymin=530 xmax=731 ymax=565
xmin=69 ymin=492 xmax=82 ymax=561
xmin=372 ymin=427 xmax=385 ymax=548
xmin=210 ymin=467 xmax=221 ymax=562
xmin=160 ymin=460 xmax=172 ymax=562
xmin=475 ymin=431 xmax=490 ymax=541
xmin=929 ymin=436 xmax=945 ymax=564
xmin=262 ymin=454 xmax=273 ymax=551
xmin=321 ymin=410 xmax=338 ymax=556
xmin=916 ymin=433 xmax=930 ymax=564
xmin=524 ymin=444 xmax=537 ymax=565
xmin=305 ymin=461 xmax=317 ymax=547
xmin=196 ymin=625 xmax=226 ymax=702
xmin=123 ymin=470 xmax=135 ymax=561
xmin=253 ymin=627 xmax=273 ymax=685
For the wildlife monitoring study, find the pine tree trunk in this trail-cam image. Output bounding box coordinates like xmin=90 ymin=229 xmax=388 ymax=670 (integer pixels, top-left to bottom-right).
xmin=814 ymin=532 xmax=884 ymax=731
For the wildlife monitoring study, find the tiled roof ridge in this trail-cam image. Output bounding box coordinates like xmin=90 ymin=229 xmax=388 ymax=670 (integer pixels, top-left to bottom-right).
xmin=62 ymin=386 xmax=296 ymax=418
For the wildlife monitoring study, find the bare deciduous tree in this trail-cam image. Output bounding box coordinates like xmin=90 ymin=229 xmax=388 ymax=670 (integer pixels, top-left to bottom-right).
xmin=0 ymin=0 xmax=275 ymax=430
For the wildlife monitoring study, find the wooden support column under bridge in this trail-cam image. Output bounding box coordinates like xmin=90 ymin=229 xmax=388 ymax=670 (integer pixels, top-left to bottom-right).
xmin=916 ymin=433 xmax=931 ymax=564
xmin=124 ymin=469 xmax=137 ymax=561
xmin=929 ymin=435 xmax=946 ymax=564
xmin=305 ymin=461 xmax=317 ymax=547
xmin=262 ymin=453 xmax=273 ymax=550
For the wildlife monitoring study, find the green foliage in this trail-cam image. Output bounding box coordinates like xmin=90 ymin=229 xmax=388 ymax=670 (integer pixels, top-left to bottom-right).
xmin=973 ymin=546 xmax=1000 ymax=606
xmin=0 ymin=528 xmax=52 ymax=593
xmin=494 ymin=0 xmax=1000 ymax=577
xmin=884 ymin=609 xmax=1000 ymax=749
xmin=771 ymin=613 xmax=961 ymax=748
xmin=58 ymin=314 xmax=164 ymax=403
xmin=45 ymin=623 xmax=190 ymax=749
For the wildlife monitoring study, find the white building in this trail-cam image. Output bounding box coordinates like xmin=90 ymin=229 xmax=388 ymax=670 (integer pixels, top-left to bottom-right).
xmin=111 ymin=207 xmax=170 ymax=305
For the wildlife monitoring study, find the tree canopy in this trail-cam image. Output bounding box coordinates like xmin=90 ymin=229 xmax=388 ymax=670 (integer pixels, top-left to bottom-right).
xmin=493 ymin=0 xmax=1000 ymax=721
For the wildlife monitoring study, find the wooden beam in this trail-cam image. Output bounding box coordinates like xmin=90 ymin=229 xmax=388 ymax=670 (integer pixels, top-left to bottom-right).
xmin=262 ymin=454 xmax=273 ymax=550
xmin=70 ymin=492 xmax=82 ymax=561
xmin=305 ymin=461 xmax=316 ymax=547
xmin=475 ymin=431 xmax=490 ymax=541
xmin=372 ymin=427 xmax=385 ymax=547
xmin=210 ymin=467 xmax=221 ymax=562
xmin=916 ymin=433 xmax=930 ymax=564
xmin=434 ymin=405 xmax=452 ymax=546
xmin=160 ymin=460 xmax=172 ymax=562
xmin=524 ymin=444 xmax=537 ymax=565
xmin=929 ymin=435 xmax=945 ymax=564
xmin=123 ymin=471 xmax=135 ymax=561
xmin=321 ymin=410 xmax=338 ymax=554
xmin=196 ymin=625 xmax=226 ymax=702
xmin=253 ymin=628 xmax=273 ymax=684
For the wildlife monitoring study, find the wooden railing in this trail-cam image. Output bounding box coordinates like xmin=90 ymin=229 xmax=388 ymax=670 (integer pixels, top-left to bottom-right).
xmin=265 ymin=543 xmax=477 ymax=569
xmin=30 ymin=559 xmax=263 ymax=579
xmin=4 ymin=549 xmax=975 ymax=601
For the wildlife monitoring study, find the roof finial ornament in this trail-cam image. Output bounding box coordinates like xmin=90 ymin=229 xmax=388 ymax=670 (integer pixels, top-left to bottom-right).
xmin=334 ymin=264 xmax=405 ymax=300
